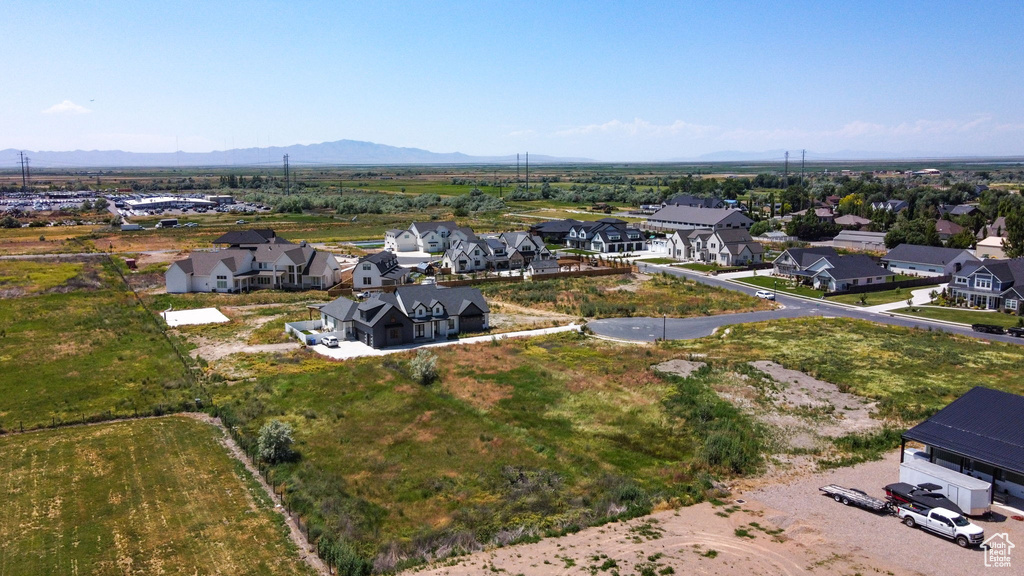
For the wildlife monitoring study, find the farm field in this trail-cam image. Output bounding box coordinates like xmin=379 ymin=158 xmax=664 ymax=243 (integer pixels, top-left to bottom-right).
xmin=0 ymin=416 xmax=314 ymax=576
xmin=481 ymin=272 xmax=770 ymax=318
xmin=0 ymin=257 xmax=199 ymax=430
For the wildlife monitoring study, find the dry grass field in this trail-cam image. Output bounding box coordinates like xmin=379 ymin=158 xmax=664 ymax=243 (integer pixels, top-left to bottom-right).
xmin=0 ymin=416 xmax=315 ymax=576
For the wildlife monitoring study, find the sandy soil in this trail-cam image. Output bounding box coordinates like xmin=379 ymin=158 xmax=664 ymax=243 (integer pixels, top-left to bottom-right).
xmin=488 ymin=301 xmax=579 ymax=331
xmin=652 ymin=359 xmax=706 ymax=379
xmin=408 ymin=498 xmax=915 ymax=576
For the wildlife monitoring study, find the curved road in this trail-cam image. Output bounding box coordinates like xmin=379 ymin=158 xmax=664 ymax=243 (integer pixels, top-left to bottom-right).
xmin=587 ymin=263 xmax=1024 ymax=345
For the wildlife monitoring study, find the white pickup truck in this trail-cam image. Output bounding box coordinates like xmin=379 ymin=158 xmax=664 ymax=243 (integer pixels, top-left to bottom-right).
xmin=898 ymin=504 xmax=984 ymax=548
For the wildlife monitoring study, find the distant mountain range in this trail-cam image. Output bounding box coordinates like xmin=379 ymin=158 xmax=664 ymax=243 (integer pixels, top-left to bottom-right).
xmin=0 ymin=139 xmax=590 ymax=169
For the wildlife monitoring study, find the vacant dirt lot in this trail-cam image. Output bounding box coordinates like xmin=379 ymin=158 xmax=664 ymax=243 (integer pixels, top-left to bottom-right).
xmin=410 ymin=452 xmax=1023 ymax=576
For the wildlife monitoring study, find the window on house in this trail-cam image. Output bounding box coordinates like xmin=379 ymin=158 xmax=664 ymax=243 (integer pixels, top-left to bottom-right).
xmin=955 ymin=276 xmax=968 ymax=285
xmin=415 ymin=324 xmax=425 ymax=337
xmin=362 ymin=263 xmax=371 ymax=270
xmin=976 ymin=275 xmax=993 ymax=290
xmin=1007 ymin=299 xmax=1018 ymax=311
xmin=216 ymin=275 xmax=227 ymax=289
xmin=362 ymin=277 xmax=371 ymax=285
xmin=448 ymin=318 xmax=456 ymax=330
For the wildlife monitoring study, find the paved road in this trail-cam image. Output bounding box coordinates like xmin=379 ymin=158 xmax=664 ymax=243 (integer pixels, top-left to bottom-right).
xmin=587 ymin=263 xmax=1024 ymax=345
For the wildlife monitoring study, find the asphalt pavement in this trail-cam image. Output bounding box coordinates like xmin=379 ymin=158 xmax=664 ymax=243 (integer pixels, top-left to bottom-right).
xmin=586 ymin=263 xmax=1024 ymax=345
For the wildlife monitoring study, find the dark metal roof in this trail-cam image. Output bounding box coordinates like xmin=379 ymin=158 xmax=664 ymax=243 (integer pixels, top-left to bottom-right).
xmin=903 ymin=386 xmax=1024 ymax=475
xmin=882 ymin=244 xmax=976 ymax=266
xmin=816 ymin=254 xmax=891 ymax=280
xmin=213 ymin=229 xmax=281 ymax=245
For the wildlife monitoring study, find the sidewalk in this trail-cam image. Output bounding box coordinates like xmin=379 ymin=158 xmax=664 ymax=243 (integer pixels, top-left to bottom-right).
xmin=861 ymin=284 xmax=947 ymax=313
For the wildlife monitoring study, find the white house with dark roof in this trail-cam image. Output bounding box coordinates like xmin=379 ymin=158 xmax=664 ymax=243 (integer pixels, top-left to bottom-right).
xmin=772 ymin=246 xmax=840 ymax=276
xmin=666 ymin=228 xmax=763 ymax=266
xmin=881 ymin=244 xmax=979 ymax=277
xmin=353 ymin=251 xmax=409 ymax=289
xmin=565 ymin=218 xmax=646 ymax=253
xmin=805 ymin=254 xmax=895 ymax=292
xmin=646 ymin=206 xmax=753 ymax=232
xmin=166 ymin=238 xmax=341 ymax=293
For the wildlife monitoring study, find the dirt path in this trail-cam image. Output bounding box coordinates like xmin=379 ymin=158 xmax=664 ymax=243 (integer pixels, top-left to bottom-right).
xmin=189 ymin=341 xmax=298 ymax=362
xmin=183 ymin=413 xmax=330 ymax=576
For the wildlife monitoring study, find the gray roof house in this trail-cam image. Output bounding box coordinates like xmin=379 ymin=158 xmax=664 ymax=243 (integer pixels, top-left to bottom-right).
xmin=646 ymin=206 xmax=753 ymax=232
xmin=315 ymin=285 xmax=489 ymax=348
xmin=565 ymin=219 xmax=646 ymax=253
xmin=949 ymin=258 xmax=1024 ymax=311
xmin=772 ymin=246 xmax=840 ymax=276
xmin=353 ymin=251 xmax=410 ymax=289
xmin=662 ymin=194 xmax=725 ymax=209
xmin=166 ymin=238 xmax=341 ymax=293
xmin=881 ymin=244 xmax=979 ymax=277
xmin=806 ymin=254 xmax=895 ymax=292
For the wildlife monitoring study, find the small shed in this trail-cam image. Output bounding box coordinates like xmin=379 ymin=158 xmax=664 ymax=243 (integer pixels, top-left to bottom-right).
xmin=528 ymin=258 xmax=560 ymax=275
xmin=124 ymin=258 xmax=138 ymax=270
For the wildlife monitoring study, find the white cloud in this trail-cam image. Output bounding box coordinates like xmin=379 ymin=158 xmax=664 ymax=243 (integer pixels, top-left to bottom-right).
xmin=41 ymin=100 xmax=92 ymax=115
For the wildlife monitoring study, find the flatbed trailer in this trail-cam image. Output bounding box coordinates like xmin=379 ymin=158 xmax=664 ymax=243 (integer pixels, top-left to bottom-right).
xmin=819 ymin=484 xmax=893 ymax=512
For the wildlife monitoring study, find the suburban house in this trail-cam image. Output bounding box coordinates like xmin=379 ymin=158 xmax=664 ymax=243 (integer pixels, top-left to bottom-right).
xmin=834 ymin=214 xmax=872 ymax=229
xmin=384 ymin=221 xmax=476 ymax=253
xmin=804 ymin=254 xmax=895 ymax=292
xmin=166 ymin=239 xmax=342 ymax=293
xmin=935 ymin=219 xmax=965 ymax=242
xmin=667 ymin=228 xmax=763 ymax=266
xmin=565 ymin=218 xmax=646 ymax=253
xmin=902 ymin=386 xmax=1024 ymax=503
xmin=645 ymin=206 xmax=753 ymax=232
xmin=949 ymin=258 xmax=1024 ymax=311
xmin=976 ymin=236 xmax=1008 ymax=259
xmin=979 ymin=216 xmax=1008 ymax=240
xmin=661 ymin=194 xmax=725 ymax=209
xmin=772 ymin=246 xmax=840 ymax=276
xmin=530 ymin=219 xmax=583 ymax=242
xmin=213 ymin=229 xmax=292 ymax=248
xmin=871 ymin=199 xmax=908 ymax=213
xmin=442 ymin=238 xmax=492 ymax=273
xmin=353 ymin=251 xmax=409 ymax=289
xmin=832 ymin=230 xmax=887 ymax=252
xmin=937 ymin=204 xmax=981 ymax=218
xmin=789 ymin=208 xmax=835 ymax=223
xmin=881 ymin=244 xmax=979 ymax=277
xmin=313 ymin=285 xmax=489 ymax=348
xmin=498 ymin=231 xmax=551 ymax=264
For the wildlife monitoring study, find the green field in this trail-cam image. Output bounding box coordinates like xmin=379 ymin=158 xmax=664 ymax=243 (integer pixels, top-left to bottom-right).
xmin=827 ymin=285 xmax=939 ymax=306
xmin=0 ymin=257 xmax=201 ymax=430
xmin=212 ymin=333 xmax=761 ymax=570
xmin=671 ymin=316 xmax=1024 ymax=421
xmin=480 ymin=273 xmax=771 ymax=318
xmin=0 ymin=416 xmax=314 ymax=576
xmin=892 ymin=306 xmax=1024 ymax=328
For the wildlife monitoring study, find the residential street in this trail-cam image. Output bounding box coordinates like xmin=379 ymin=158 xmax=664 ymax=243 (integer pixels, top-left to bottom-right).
xmin=587 ymin=263 xmax=1024 ymax=345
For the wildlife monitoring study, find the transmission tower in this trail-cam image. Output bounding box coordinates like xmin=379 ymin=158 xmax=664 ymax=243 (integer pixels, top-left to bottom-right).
xmin=783 ymin=151 xmax=789 ymax=189
xmin=526 ymin=152 xmax=529 ymax=190
xmin=283 ymin=154 xmax=290 ymax=195
xmin=19 ymin=151 xmax=27 ymax=190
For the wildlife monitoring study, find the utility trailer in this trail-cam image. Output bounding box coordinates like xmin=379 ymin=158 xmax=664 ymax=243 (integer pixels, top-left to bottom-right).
xmin=819 ymin=484 xmax=893 ymax=512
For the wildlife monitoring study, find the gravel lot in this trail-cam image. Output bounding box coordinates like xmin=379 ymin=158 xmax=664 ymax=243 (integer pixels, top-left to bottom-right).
xmin=746 ymin=450 xmax=1024 ymax=576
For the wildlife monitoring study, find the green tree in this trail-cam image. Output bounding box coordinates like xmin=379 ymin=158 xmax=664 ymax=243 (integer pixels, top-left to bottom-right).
xmin=1004 ymin=210 xmax=1024 ymax=258
xmin=257 ymin=419 xmax=294 ymax=463
xmin=945 ymin=227 xmax=976 ymax=250
xmin=749 ymin=220 xmax=772 ymax=237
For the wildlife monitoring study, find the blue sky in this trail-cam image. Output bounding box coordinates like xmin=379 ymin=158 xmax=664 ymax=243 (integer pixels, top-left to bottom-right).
xmin=3 ymin=1 xmax=1022 ymax=160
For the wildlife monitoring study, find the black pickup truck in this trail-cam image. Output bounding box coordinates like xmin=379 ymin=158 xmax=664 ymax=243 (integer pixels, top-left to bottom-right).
xmin=1006 ymin=326 xmax=1024 ymax=338
xmin=972 ymin=323 xmax=1006 ymax=334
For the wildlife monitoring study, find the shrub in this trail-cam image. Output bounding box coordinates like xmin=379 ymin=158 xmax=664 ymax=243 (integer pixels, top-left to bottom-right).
xmin=257 ymin=419 xmax=295 ymax=463
xmin=410 ymin=349 xmax=439 ymax=385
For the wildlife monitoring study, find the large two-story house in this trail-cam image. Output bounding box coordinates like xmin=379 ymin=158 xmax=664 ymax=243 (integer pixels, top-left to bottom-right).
xmin=166 ymin=232 xmax=341 ymax=293
xmin=646 ymin=206 xmax=753 ymax=232
xmin=498 ymin=231 xmax=551 ymax=264
xmin=353 ymin=251 xmax=410 ymax=289
xmin=315 ymin=285 xmax=489 ymax=348
xmin=881 ymin=244 xmax=979 ymax=278
xmin=666 ymin=228 xmax=763 ymax=266
xmin=384 ymin=221 xmax=476 ymax=253
xmin=772 ymin=246 xmax=840 ymax=276
xmin=804 ymin=254 xmax=895 ymax=292
xmin=950 ymin=258 xmax=1024 ymax=311
xmin=565 ymin=218 xmax=646 ymax=253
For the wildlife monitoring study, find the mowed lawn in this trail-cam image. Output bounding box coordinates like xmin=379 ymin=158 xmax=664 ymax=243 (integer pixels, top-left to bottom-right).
xmin=0 ymin=258 xmax=197 ymax=429
xmin=0 ymin=417 xmax=314 ymax=576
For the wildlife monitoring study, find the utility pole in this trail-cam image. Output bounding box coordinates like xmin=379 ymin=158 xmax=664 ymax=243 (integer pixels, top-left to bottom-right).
xmin=801 ymin=149 xmax=806 ymax=184
xmin=516 ymin=153 xmax=520 ymax=182
xmin=283 ymin=154 xmax=290 ymax=195
xmin=526 ymin=152 xmax=529 ymax=190
xmin=783 ymin=151 xmax=789 ymax=189
xmin=19 ymin=151 xmax=27 ymax=190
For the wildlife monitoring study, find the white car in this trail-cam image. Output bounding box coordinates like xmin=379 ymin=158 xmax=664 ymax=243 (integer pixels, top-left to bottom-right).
xmin=320 ymin=336 xmax=339 ymax=348
xmin=755 ymin=290 xmax=775 ymax=300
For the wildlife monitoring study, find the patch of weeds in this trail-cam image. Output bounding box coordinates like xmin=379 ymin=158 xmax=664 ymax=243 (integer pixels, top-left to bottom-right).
xmin=628 ymin=519 xmax=664 ymax=542
xmin=701 ymin=549 xmax=719 ymax=558
xmin=734 ymin=527 xmax=755 ymax=539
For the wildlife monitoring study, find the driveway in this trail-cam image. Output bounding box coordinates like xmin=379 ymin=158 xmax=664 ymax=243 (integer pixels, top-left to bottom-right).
xmin=589 ymin=307 xmax=814 ymax=342
xmin=312 ymin=323 xmax=581 ymax=360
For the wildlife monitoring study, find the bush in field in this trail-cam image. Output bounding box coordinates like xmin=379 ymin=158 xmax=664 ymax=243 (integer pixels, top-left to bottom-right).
xmin=410 ymin=349 xmax=438 ymax=386
xmin=257 ymin=419 xmax=295 ymax=463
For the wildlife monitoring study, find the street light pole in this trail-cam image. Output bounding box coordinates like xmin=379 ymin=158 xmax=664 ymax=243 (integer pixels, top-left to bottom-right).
xmin=774 ymin=279 xmax=777 ymax=300
xmin=663 ymin=314 xmax=667 ymax=341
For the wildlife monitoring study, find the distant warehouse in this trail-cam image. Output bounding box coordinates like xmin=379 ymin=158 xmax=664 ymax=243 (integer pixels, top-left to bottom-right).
xmin=125 ymin=196 xmax=218 ymax=211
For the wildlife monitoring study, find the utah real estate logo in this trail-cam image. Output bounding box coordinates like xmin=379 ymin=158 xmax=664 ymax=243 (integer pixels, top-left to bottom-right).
xmin=983 ymin=533 xmax=1013 ymax=569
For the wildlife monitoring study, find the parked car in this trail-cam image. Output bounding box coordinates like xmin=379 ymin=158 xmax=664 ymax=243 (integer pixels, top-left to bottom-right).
xmin=354 ymin=291 xmax=370 ymax=299
xmin=321 ymin=336 xmax=339 ymax=348
xmin=755 ymin=290 xmax=776 ymax=300
xmin=897 ymin=504 xmax=984 ymax=547
xmin=1006 ymin=326 xmax=1024 ymax=338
